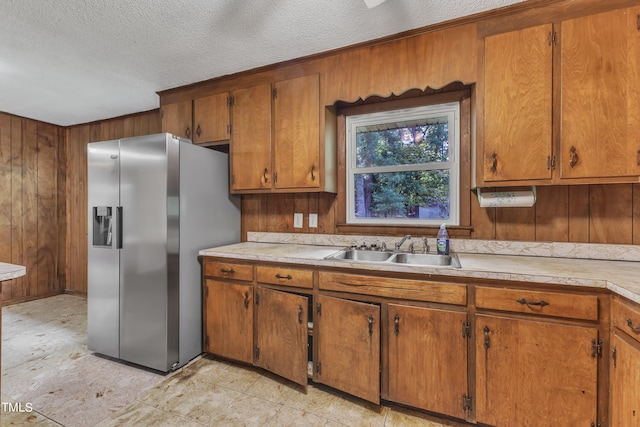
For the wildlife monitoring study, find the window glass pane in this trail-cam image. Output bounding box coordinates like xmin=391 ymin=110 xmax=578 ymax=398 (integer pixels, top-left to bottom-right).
xmin=356 ymin=118 xmax=449 ymax=168
xmin=353 ymin=170 xmax=450 ymax=220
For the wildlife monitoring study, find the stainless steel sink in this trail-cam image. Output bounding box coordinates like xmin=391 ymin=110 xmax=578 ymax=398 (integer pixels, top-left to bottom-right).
xmin=325 ymin=248 xmax=395 ymax=262
xmin=389 ymin=252 xmax=460 ymax=268
xmin=325 ymin=248 xmax=461 ymax=268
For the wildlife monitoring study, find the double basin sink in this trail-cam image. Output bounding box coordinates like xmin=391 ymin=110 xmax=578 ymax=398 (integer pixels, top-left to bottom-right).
xmin=325 ymin=248 xmax=461 ymax=268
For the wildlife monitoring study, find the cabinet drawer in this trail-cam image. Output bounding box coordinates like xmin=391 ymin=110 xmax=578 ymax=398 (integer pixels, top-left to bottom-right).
xmin=204 ymin=260 xmax=253 ymax=282
xmin=319 ymin=272 xmax=466 ymax=306
xmin=612 ymin=296 xmax=640 ymax=343
xmin=257 ymin=266 xmax=313 ymax=289
xmin=475 ymin=286 xmax=598 ymax=321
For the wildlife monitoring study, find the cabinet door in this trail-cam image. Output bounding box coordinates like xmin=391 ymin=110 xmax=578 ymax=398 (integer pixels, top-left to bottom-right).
xmin=388 ymin=304 xmax=468 ymax=420
xmin=483 ymin=24 xmax=553 ymax=182
xmin=255 ymin=287 xmax=309 ymax=389
xmin=193 ymin=92 xmax=230 ymax=144
xmin=560 ymin=7 xmax=640 ymax=179
xmin=230 ymin=83 xmax=272 ymax=191
xmin=162 ymin=100 xmax=192 ymax=140
xmin=610 ymin=332 xmax=640 ymax=426
xmin=204 ymin=279 xmax=253 ymax=364
xmin=475 ymin=314 xmax=598 ymax=427
xmin=316 ymin=295 xmax=380 ymax=404
xmin=273 ymin=74 xmax=320 ymax=189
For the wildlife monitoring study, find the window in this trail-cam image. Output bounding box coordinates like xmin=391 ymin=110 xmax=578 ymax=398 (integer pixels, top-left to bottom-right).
xmin=346 ymin=101 xmax=460 ymax=226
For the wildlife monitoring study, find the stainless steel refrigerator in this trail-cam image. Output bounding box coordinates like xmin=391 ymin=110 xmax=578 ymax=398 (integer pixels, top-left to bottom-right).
xmin=87 ymin=133 xmax=240 ymax=372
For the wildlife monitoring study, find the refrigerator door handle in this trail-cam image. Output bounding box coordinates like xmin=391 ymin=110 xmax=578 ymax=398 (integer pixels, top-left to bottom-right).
xmin=116 ymin=206 xmax=123 ymax=249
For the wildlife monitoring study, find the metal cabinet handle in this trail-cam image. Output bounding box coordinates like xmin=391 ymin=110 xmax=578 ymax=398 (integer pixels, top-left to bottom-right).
xmin=569 ymin=146 xmax=578 ymax=168
xmin=263 ymin=168 xmax=268 ymax=183
xmin=483 ymin=325 xmax=491 ymax=349
xmin=196 ymin=124 xmax=201 ymax=137
xmin=220 ymin=268 xmax=235 ymax=274
xmin=243 ymin=292 xmax=250 ymax=309
xmin=637 ymin=150 xmax=640 ymax=166
xmin=394 ymin=314 xmax=400 ymax=336
xmin=275 ymin=274 xmax=292 ymax=280
xmin=627 ymin=318 xmax=640 ymax=332
xmin=517 ymin=298 xmax=549 ymax=307
xmin=185 ymin=127 xmax=191 ymax=138
xmin=298 ymin=305 xmax=303 ymax=324
xmin=311 ymin=164 xmax=316 ymax=181
xmin=491 ymin=152 xmax=497 ymax=173
xmin=368 ymin=315 xmax=374 ymax=336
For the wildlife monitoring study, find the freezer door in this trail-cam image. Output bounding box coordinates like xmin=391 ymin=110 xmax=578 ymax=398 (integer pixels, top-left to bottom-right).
xmin=119 ymin=134 xmax=178 ymax=371
xmin=87 ymin=140 xmax=121 ymax=358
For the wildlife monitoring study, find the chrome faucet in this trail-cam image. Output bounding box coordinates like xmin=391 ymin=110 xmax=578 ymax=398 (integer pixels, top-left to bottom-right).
xmin=394 ymin=235 xmax=411 ymax=251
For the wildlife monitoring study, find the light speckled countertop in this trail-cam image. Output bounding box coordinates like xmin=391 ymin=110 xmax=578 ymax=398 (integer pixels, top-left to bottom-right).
xmin=0 ymin=262 xmax=26 ymax=282
xmin=200 ymin=240 xmax=640 ymax=305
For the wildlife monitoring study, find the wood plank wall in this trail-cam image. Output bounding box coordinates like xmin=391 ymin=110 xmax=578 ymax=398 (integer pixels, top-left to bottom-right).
xmin=0 ymin=113 xmax=66 ymax=304
xmin=241 ymin=184 xmax=640 ymax=245
xmin=65 ymin=110 xmax=161 ymax=296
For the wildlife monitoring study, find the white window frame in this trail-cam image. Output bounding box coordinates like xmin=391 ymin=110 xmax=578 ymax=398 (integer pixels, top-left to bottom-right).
xmin=346 ymin=101 xmax=460 ymax=226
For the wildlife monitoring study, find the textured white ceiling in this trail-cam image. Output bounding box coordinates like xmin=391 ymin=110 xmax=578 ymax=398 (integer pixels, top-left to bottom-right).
xmin=0 ymin=0 xmax=524 ymax=126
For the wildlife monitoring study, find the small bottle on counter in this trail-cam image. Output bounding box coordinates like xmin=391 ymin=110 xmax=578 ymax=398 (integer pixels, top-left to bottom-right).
xmin=436 ymin=223 xmax=449 ymax=255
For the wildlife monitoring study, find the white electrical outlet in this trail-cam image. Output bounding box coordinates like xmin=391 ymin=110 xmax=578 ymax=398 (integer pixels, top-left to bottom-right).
xmin=309 ymin=213 xmax=318 ymax=228
xmin=293 ymin=213 xmax=303 ymax=228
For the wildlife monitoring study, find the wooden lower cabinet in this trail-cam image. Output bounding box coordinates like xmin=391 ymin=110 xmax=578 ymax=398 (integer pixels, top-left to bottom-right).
xmin=610 ymin=332 xmax=640 ymax=426
xmin=316 ymin=295 xmax=381 ymax=404
xmin=388 ymin=304 xmax=469 ymax=420
xmin=475 ymin=314 xmax=599 ymax=426
xmin=254 ymin=286 xmax=309 ymax=389
xmin=203 ymin=279 xmax=253 ymax=364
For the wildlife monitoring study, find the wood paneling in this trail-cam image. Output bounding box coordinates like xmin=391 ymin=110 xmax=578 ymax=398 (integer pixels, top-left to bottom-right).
xmin=0 ymin=114 xmax=65 ymax=304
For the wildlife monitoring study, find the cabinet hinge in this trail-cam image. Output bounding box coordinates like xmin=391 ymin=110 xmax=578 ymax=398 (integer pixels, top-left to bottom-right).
xmin=612 ymin=345 xmax=617 ymax=368
xmin=227 ymin=124 xmax=232 ymax=135
xmin=272 ymin=88 xmax=277 ymax=99
xmin=462 ymin=394 xmax=473 ymax=412
xmin=255 ymin=346 xmax=260 ymax=360
xmin=228 ymin=96 xmax=234 ymax=107
xmin=637 ymin=14 xmax=640 ymax=31
xmin=547 ymin=155 xmax=556 ymax=170
xmin=462 ymin=321 xmax=471 ymax=338
xmin=274 ymin=172 xmax=278 ymax=183
xmin=591 ymin=423 xmax=602 ymax=427
xmin=204 ymin=286 xmax=208 ymax=298
xmin=591 ymin=338 xmax=603 ymax=358
xmin=255 ymin=293 xmax=260 ymax=305
xmin=316 ymin=302 xmax=322 ymax=316
xmin=316 ymin=361 xmax=321 ymax=375
xmin=548 ymin=30 xmax=557 ymax=46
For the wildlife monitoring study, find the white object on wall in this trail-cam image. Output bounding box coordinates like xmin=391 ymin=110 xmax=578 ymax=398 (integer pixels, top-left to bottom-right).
xmin=477 ymin=187 xmax=536 ymax=208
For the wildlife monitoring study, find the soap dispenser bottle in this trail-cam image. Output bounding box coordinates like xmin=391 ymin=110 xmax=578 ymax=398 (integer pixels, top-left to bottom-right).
xmin=436 ymin=223 xmax=449 ymax=255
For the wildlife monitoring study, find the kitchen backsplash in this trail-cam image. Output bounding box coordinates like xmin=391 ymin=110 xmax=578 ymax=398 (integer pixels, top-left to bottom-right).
xmin=247 ymin=232 xmax=640 ymax=263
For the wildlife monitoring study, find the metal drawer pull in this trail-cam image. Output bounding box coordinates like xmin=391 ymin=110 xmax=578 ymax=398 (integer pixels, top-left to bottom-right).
xmin=298 ymin=306 xmax=303 ymax=324
xmin=263 ymin=168 xmax=268 ymax=183
xmin=627 ymin=318 xmax=640 ymax=332
xmin=517 ymin=298 xmax=549 ymax=307
xmin=368 ymin=315 xmax=374 ymax=336
xmin=483 ymin=326 xmax=491 ymax=349
xmin=275 ymin=274 xmax=292 ymax=280
xmin=491 ymin=152 xmax=497 ymax=173
xmin=311 ymin=164 xmax=316 ymax=181
xmin=569 ymin=146 xmax=578 ymax=168
xmin=220 ymin=268 xmax=235 ymax=274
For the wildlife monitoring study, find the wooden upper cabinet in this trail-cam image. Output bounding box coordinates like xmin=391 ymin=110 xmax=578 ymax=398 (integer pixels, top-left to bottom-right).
xmin=273 ymin=74 xmax=320 ymax=189
xmin=230 ymin=83 xmax=272 ymax=191
xmin=161 ymin=100 xmax=192 ymax=140
xmin=560 ymin=7 xmax=640 ymax=180
xmin=483 ymin=23 xmax=553 ymax=183
xmin=193 ymin=92 xmax=230 ymax=144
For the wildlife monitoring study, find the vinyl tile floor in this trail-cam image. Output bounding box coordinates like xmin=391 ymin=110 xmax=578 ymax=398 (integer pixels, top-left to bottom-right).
xmin=2 ymin=294 xmax=462 ymax=427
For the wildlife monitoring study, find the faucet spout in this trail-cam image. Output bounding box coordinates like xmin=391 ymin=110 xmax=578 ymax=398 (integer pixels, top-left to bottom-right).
xmin=394 ymin=235 xmax=411 ymax=251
